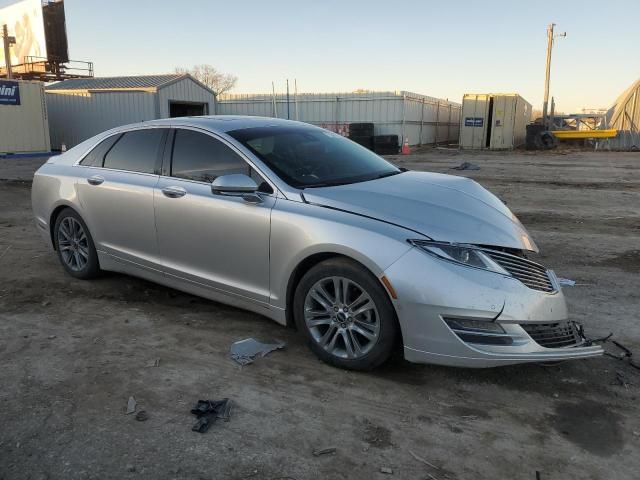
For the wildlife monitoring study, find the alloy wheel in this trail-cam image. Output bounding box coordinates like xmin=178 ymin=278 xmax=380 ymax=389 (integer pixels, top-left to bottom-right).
xmin=57 ymin=217 xmax=89 ymax=272
xmin=304 ymin=276 xmax=380 ymax=359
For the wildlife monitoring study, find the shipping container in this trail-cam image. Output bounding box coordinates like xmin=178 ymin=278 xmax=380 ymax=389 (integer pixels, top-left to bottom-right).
xmin=217 ymin=91 xmax=461 ymax=146
xmin=45 ymin=74 xmax=215 ymax=149
xmin=0 ymin=79 xmax=50 ymax=154
xmin=459 ymin=93 xmax=532 ymax=150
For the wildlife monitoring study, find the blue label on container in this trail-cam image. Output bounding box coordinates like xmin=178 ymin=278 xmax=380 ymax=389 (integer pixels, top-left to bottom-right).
xmin=464 ymin=117 xmax=483 ymax=127
xmin=0 ymin=80 xmax=21 ymax=106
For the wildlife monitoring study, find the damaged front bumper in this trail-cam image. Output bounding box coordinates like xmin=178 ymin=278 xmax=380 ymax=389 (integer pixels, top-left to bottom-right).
xmin=385 ymin=247 xmax=605 ymax=368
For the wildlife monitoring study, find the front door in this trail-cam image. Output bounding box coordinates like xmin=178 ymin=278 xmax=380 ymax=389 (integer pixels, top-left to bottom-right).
xmin=154 ymin=128 xmax=275 ymax=304
xmin=76 ymin=128 xmax=167 ymax=270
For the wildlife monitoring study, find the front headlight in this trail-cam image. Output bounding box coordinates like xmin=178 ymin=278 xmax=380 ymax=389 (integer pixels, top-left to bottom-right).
xmin=409 ymin=240 xmax=509 ymax=275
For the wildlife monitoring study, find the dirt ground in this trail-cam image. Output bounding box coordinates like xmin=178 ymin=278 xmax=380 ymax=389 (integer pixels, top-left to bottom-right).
xmin=1 ymin=148 xmax=639 ymax=480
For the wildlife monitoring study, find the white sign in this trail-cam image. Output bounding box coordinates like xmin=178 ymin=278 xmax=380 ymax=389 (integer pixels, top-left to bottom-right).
xmin=0 ymin=0 xmax=47 ymax=67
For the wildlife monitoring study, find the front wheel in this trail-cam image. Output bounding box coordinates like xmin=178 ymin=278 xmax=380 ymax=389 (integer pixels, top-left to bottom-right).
xmin=53 ymin=208 xmax=101 ymax=279
xmin=293 ymin=258 xmax=398 ymax=371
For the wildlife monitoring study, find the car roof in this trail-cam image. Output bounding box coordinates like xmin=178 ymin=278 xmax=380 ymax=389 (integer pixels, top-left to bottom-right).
xmin=142 ymin=115 xmax=314 ymax=133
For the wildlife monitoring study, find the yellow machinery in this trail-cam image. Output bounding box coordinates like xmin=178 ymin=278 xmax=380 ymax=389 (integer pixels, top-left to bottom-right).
xmin=551 ymin=129 xmax=618 ymax=139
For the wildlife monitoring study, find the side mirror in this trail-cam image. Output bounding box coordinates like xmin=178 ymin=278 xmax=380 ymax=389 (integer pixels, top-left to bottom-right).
xmin=211 ymin=174 xmax=258 ymax=194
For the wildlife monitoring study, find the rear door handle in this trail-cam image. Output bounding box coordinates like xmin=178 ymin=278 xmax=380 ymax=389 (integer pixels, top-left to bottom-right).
xmin=87 ymin=175 xmax=104 ymax=186
xmin=162 ymin=186 xmax=187 ymax=198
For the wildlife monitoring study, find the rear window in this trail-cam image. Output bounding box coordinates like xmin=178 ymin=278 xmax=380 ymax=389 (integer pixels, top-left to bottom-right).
xmin=80 ymin=134 xmax=122 ymax=167
xmin=103 ymin=129 xmax=165 ymax=174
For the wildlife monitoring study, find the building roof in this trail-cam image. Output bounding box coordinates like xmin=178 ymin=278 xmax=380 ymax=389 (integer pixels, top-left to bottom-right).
xmin=46 ymin=74 xmax=192 ymax=92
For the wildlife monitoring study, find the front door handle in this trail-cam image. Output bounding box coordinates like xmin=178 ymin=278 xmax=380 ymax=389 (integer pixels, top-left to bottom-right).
xmin=162 ymin=186 xmax=187 ymax=198
xmin=87 ymin=175 xmax=105 ymax=186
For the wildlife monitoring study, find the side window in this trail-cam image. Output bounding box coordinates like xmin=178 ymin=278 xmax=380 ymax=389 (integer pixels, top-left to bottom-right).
xmin=103 ymin=129 xmax=165 ymax=174
xmin=171 ymin=129 xmax=249 ymax=183
xmin=80 ymin=134 xmax=122 ymax=167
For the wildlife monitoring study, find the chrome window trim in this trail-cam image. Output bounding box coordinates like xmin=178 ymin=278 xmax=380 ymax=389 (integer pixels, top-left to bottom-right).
xmin=167 ymin=125 xmax=280 ymax=197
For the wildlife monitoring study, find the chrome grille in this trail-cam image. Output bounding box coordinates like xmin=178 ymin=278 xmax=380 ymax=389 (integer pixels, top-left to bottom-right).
xmin=483 ymin=250 xmax=555 ymax=292
xmin=521 ymin=322 xmax=583 ymax=348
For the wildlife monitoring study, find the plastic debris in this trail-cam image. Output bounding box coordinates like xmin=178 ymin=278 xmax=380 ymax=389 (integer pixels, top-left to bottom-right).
xmin=450 ymin=162 xmax=480 ymax=171
xmin=557 ymin=278 xmax=576 ymax=287
xmin=312 ymin=447 xmax=337 ymax=457
xmin=380 ymin=467 xmax=393 ymax=474
xmin=126 ymin=396 xmax=137 ymax=415
xmin=230 ymin=338 xmax=285 ymax=365
xmin=190 ymin=398 xmax=232 ymax=433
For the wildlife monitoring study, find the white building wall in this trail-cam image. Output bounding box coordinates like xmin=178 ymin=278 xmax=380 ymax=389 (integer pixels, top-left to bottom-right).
xmin=46 ymin=90 xmax=156 ymax=149
xmin=0 ymin=80 xmax=50 ymax=153
xmin=217 ymin=91 xmax=460 ymax=145
xmin=157 ymin=77 xmax=215 ymax=118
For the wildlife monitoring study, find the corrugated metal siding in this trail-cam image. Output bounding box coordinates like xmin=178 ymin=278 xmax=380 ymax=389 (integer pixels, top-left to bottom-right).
xmin=0 ymin=80 xmax=50 ymax=153
xmin=46 ymin=90 xmax=156 ymax=149
xmin=217 ymin=91 xmax=460 ymax=145
xmin=606 ymin=79 xmax=640 ymax=150
xmin=157 ymin=78 xmax=216 ymax=118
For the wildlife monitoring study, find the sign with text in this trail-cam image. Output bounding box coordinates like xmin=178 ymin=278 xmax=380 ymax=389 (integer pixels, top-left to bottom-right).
xmin=0 ymin=80 xmax=21 ymax=106
xmin=464 ymin=117 xmax=484 ymax=127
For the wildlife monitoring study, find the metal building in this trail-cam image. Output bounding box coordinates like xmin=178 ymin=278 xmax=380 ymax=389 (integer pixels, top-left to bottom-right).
xmin=45 ymin=74 xmax=215 ymax=149
xmin=216 ymin=91 xmax=460 ymax=146
xmin=605 ymin=78 xmax=640 ymax=150
xmin=0 ymin=79 xmax=51 ymax=154
xmin=460 ymin=93 xmax=532 ymax=150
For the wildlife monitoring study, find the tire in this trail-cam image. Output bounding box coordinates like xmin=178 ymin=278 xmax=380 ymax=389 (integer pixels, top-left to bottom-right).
xmin=53 ymin=208 xmax=101 ymax=279
xmin=293 ymin=257 xmax=398 ymax=371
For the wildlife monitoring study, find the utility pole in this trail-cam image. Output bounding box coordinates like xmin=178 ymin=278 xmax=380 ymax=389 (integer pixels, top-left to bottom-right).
xmin=2 ymin=24 xmax=16 ymax=79
xmin=542 ymin=23 xmax=566 ymax=128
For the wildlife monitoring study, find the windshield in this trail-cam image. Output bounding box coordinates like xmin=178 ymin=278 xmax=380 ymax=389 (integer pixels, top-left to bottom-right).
xmin=227 ymin=126 xmax=400 ymax=188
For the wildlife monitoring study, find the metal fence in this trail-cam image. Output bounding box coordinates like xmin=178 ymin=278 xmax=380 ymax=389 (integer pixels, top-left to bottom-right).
xmin=217 ymin=90 xmax=460 ymax=146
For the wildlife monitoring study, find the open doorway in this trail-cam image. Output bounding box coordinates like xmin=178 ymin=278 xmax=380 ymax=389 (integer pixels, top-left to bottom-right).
xmin=169 ymin=101 xmax=207 ymax=118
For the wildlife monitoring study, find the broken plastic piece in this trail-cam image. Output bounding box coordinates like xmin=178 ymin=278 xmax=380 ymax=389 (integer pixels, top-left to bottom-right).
xmin=230 ymin=338 xmax=285 ymax=365
xmin=126 ymin=396 xmax=136 ymax=415
xmin=190 ymin=399 xmax=232 ymax=433
xmin=557 ymin=278 xmax=576 ymax=287
xmin=312 ymin=447 xmax=337 ymax=456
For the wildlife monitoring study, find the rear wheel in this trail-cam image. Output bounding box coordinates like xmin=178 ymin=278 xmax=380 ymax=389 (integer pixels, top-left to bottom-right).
xmin=53 ymin=208 xmax=100 ymax=279
xmin=294 ymin=258 xmax=398 ymax=370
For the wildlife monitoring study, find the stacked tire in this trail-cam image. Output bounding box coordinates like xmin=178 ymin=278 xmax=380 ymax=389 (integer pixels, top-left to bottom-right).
xmin=349 ymin=123 xmax=374 ymax=150
xmin=373 ymin=135 xmax=399 ymax=155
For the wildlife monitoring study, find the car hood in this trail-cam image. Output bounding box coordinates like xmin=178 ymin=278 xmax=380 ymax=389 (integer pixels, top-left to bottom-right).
xmin=303 ymin=171 xmax=538 ymax=252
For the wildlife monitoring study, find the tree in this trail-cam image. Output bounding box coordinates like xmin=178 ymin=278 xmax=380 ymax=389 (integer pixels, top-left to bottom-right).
xmin=174 ymin=64 xmax=237 ymax=96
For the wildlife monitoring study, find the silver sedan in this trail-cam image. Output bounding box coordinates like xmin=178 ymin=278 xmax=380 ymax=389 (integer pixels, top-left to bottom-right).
xmin=32 ymin=116 xmax=603 ymax=370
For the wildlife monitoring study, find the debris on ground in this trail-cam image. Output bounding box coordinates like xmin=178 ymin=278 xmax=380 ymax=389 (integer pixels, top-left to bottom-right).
xmin=230 ymin=338 xmax=285 ymax=365
xmin=190 ymin=398 xmax=232 ymax=433
xmin=557 ymin=277 xmax=576 ymax=287
xmin=450 ymin=161 xmax=480 ymax=171
xmin=126 ymin=464 xmax=136 ymax=473
xmin=380 ymin=467 xmax=393 ymax=474
xmin=605 ymin=339 xmax=640 ymax=371
xmin=126 ymin=396 xmax=137 ymax=415
xmin=135 ymin=410 xmax=149 ymax=422
xmin=145 ymin=358 xmax=160 ymax=367
xmin=312 ymin=447 xmax=337 ymax=457
xmin=408 ymin=450 xmax=440 ymax=470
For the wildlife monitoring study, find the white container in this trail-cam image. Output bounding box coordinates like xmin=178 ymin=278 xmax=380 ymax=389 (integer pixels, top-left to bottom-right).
xmin=0 ymin=79 xmax=50 ymax=154
xmin=460 ymin=93 xmax=532 ymax=150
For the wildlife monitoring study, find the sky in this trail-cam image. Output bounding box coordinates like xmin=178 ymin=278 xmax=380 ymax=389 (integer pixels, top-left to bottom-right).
xmin=2 ymin=0 xmax=638 ymax=112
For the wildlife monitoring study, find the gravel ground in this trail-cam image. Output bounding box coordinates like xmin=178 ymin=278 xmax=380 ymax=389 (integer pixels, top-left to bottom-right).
xmin=0 ymin=148 xmax=639 ymax=480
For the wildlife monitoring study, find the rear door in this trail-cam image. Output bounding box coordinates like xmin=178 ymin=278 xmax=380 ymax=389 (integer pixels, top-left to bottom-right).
xmin=76 ymin=127 xmax=168 ymax=270
xmin=154 ymin=128 xmax=275 ymax=303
